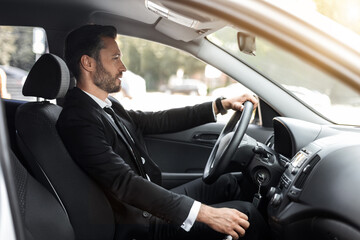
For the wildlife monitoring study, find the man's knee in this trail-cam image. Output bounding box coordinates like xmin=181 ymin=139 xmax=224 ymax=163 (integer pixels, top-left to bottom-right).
xmin=216 ymin=174 xmax=241 ymax=199
xmin=218 ymin=173 xmax=238 ymax=184
xmin=239 ymin=201 xmax=258 ymax=217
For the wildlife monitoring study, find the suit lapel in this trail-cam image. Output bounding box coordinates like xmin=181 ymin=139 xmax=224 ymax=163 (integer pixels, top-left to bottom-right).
xmin=108 ymin=97 xmax=162 ymax=185
xmin=67 ymin=88 xmax=142 ymax=173
xmin=100 ymin=110 xmax=137 ymax=159
xmin=67 ymin=89 xmax=161 ymax=183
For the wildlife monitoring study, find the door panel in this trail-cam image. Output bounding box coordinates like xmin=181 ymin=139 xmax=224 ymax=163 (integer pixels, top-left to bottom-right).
xmin=145 ymin=123 xmax=222 ymax=172
xmin=145 ymin=123 xmax=221 ymax=188
xmin=145 ymin=137 xmax=212 ymax=173
xmin=145 ymin=122 xmax=273 ymax=188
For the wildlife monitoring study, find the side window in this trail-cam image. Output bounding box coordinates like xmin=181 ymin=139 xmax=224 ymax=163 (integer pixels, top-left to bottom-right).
xmin=113 ymin=35 xmax=254 ymax=123
xmin=0 ymin=26 xmax=47 ymax=101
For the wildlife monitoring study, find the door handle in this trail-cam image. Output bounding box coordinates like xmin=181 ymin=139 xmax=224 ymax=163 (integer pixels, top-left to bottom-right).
xmin=192 ymin=133 xmax=219 ymax=145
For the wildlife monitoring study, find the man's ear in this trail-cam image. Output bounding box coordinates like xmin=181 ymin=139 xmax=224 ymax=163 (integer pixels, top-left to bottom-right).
xmin=80 ymin=55 xmax=96 ymax=73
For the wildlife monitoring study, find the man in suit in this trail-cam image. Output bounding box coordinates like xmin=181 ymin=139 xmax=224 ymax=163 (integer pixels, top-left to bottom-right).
xmin=57 ymin=24 xmax=269 ymax=240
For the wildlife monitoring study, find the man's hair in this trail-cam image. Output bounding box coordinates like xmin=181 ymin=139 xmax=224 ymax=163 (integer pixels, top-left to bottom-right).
xmin=64 ymin=24 xmax=117 ymax=80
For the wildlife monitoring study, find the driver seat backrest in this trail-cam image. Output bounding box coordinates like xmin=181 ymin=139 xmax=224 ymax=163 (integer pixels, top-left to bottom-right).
xmin=15 ymin=53 xmax=116 ymax=240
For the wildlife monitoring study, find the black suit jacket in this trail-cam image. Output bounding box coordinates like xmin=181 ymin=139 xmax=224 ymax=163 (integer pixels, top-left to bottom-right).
xmin=57 ymin=87 xmax=215 ymax=228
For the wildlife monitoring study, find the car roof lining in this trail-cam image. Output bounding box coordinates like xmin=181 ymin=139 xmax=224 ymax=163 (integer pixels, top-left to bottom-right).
xmin=0 ymin=0 xmax=225 ymax=42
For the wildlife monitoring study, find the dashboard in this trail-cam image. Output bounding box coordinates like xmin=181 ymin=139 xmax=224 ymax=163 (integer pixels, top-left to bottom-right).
xmin=267 ymin=117 xmax=360 ymax=240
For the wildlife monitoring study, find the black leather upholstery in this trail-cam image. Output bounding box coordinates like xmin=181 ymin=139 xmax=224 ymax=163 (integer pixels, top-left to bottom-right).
xmin=15 ymin=53 xmax=116 ymax=240
xmin=22 ymin=54 xmax=70 ymax=99
xmin=11 ymin=150 xmax=75 ymax=240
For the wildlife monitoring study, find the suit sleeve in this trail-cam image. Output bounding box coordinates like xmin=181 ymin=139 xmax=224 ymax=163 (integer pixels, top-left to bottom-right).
xmin=127 ymin=102 xmax=216 ymax=135
xmin=57 ymin=108 xmax=194 ymax=226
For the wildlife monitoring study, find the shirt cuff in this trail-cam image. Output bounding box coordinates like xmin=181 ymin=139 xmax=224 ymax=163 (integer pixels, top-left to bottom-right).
xmin=181 ymin=201 xmax=201 ymax=232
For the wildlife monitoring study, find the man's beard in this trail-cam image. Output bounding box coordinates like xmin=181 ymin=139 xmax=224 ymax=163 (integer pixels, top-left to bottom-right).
xmin=93 ymin=61 xmax=121 ymax=93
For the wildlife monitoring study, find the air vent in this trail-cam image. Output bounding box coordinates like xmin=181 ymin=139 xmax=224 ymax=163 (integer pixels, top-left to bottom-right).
xmin=294 ymin=155 xmax=321 ymax=188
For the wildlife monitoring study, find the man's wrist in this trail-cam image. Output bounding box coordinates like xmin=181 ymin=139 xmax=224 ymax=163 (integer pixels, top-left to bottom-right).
xmin=196 ymin=204 xmax=212 ymax=224
xmin=215 ymin=97 xmax=227 ymax=115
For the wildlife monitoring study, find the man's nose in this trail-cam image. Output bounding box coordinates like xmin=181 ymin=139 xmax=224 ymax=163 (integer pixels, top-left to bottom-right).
xmin=119 ymin=60 xmax=127 ymax=72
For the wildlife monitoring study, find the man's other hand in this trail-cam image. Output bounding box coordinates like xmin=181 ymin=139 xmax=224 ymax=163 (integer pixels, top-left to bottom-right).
xmin=197 ymin=204 xmax=250 ymax=240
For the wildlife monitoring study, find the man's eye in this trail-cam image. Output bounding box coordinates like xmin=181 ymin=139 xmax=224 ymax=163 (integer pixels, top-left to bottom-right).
xmin=113 ymin=55 xmax=121 ymax=60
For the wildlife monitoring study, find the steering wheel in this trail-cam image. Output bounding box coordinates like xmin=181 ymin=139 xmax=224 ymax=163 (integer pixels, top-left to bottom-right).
xmin=203 ymin=101 xmax=254 ymax=184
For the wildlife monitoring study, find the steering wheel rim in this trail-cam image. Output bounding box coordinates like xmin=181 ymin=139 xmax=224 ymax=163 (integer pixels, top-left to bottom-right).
xmin=203 ymin=101 xmax=254 ymax=184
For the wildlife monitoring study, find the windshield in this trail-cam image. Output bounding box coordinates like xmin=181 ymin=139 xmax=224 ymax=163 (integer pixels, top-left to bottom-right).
xmin=207 ymin=1 xmax=360 ymax=126
xmin=265 ymin=0 xmax=360 ymax=35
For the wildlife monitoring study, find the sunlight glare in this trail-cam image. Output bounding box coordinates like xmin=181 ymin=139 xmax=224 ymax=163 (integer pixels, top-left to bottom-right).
xmin=345 ymin=4 xmax=360 ymax=22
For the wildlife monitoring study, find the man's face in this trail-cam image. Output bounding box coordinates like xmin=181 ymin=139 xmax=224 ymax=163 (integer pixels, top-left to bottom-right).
xmin=93 ymin=37 xmax=126 ymax=93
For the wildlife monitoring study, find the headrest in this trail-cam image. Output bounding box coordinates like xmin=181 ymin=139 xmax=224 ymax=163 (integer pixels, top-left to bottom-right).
xmin=22 ymin=54 xmax=70 ymax=99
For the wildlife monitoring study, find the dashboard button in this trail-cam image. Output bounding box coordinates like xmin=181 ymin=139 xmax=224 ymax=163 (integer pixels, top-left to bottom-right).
xmin=267 ymin=187 xmax=277 ymax=198
xmin=288 ymin=186 xmax=302 ymax=200
xmin=291 ymin=168 xmax=298 ymax=175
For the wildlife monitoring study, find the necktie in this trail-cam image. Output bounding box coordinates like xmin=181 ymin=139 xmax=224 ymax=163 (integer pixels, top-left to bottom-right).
xmin=103 ymin=106 xmax=148 ymax=179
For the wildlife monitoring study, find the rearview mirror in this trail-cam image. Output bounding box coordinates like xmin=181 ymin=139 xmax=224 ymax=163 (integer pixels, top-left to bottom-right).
xmin=237 ymin=32 xmax=256 ymax=56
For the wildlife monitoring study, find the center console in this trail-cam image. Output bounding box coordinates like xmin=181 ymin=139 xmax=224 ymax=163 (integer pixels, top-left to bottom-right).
xmin=267 ymin=142 xmax=322 ymax=220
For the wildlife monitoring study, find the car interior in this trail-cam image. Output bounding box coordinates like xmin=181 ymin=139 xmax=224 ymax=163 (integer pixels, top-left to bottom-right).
xmin=0 ymin=0 xmax=360 ymax=240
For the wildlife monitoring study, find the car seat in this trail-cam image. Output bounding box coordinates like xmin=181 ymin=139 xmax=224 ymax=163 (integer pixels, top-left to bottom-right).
xmin=15 ymin=54 xmax=116 ymax=240
xmin=10 ymin=149 xmax=75 ymax=240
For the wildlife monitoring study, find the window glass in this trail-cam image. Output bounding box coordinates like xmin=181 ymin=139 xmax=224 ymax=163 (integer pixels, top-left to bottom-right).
xmin=113 ymin=35 xmax=254 ymax=123
xmin=208 ymin=27 xmax=360 ymax=126
xmin=0 ymin=26 xmax=47 ymax=101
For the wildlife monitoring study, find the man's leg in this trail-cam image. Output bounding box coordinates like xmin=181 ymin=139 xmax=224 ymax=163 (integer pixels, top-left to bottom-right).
xmin=171 ymin=173 xmax=242 ymax=204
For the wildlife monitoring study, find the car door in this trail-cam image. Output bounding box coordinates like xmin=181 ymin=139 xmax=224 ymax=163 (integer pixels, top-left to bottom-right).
xmin=114 ymin=35 xmax=277 ymax=189
xmin=144 ymin=99 xmax=277 ymax=189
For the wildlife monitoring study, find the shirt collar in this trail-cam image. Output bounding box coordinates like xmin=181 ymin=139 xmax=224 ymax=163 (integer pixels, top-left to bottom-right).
xmin=82 ymin=90 xmax=112 ymax=109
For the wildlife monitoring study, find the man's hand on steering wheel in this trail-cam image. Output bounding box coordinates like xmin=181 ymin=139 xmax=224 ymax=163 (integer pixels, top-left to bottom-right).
xmin=213 ymin=93 xmax=258 ymax=115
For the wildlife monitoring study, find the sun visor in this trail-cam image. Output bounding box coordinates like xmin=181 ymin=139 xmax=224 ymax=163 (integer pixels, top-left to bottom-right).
xmin=147 ymin=0 xmax=226 ymax=42
xmin=154 ymin=19 xmax=198 ymax=42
